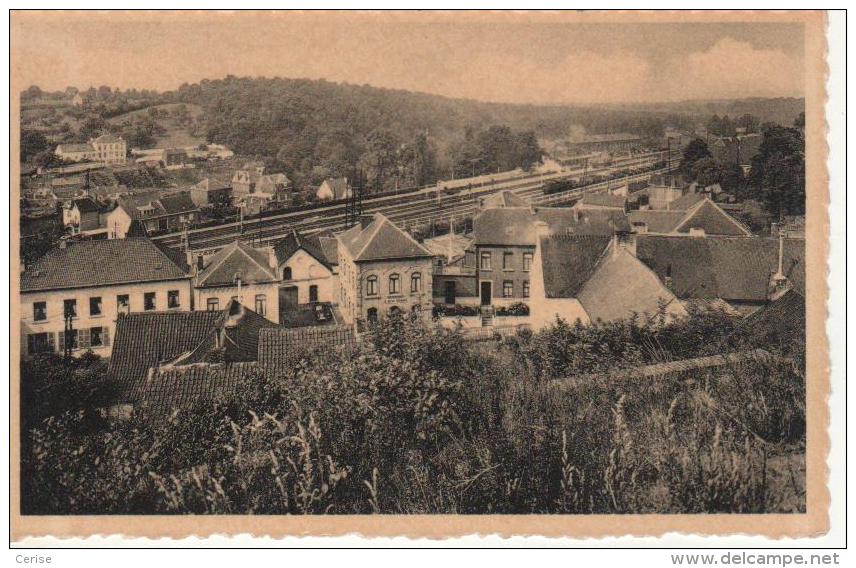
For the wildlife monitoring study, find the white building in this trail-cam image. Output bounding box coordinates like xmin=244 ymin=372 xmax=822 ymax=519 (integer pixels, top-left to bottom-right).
xmin=20 ymin=238 xmax=193 ymax=358
xmin=55 ymin=134 xmax=127 ymax=165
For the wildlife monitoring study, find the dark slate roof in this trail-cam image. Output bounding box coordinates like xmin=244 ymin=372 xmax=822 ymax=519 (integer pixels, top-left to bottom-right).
xmin=118 ymin=190 xmax=197 ymax=220
xmin=72 ymin=197 xmax=101 ymax=213
xmin=196 ymin=240 xmax=277 ymax=287
xmin=338 ymin=214 xmax=432 ymax=261
xmin=21 ymin=237 xmax=190 ymax=292
xmin=473 ymin=207 xmax=625 ymax=246
xmin=539 ymin=235 xmax=612 ymax=298
xmin=272 ymin=231 xmax=333 ymax=270
xmin=635 ymin=236 xmax=805 ymax=302
xmin=673 ymin=199 xmax=752 ymax=236
xmin=258 ymin=325 xmax=357 ymax=369
xmin=666 ymin=192 xmax=706 ymax=211
xmin=137 ymin=362 xmax=261 ymax=416
xmin=108 ymin=311 xmax=225 ymax=401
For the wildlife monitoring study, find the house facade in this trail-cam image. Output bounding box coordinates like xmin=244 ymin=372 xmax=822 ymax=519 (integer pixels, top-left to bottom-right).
xmin=316 ymin=177 xmax=351 ymax=201
xmin=106 ymin=191 xmax=199 ymax=237
xmin=56 ymin=135 xmax=127 ymax=165
xmin=20 ymin=238 xmax=192 ymax=358
xmin=336 ymin=214 xmax=433 ymax=326
xmin=273 ymin=231 xmax=337 ymax=312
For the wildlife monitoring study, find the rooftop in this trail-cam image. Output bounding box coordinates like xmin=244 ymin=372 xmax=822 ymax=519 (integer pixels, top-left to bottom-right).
xmin=21 ymin=237 xmax=190 ymax=292
xmin=338 ymin=213 xmax=432 ymax=262
xmin=197 ymin=240 xmax=277 ymax=288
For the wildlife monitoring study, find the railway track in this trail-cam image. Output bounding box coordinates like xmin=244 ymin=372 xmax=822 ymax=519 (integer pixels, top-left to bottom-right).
xmin=153 ymin=151 xmax=673 ymax=253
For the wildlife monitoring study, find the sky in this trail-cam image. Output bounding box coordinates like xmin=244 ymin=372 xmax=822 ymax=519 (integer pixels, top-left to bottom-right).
xmin=12 ymin=13 xmax=807 ymax=105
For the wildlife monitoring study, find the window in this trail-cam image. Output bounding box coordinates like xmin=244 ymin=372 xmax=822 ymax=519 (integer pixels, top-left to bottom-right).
xmin=207 ymin=298 xmax=220 ymax=311
xmin=389 ymin=274 xmax=401 ymax=295
xmin=523 ymin=281 xmax=530 ymax=298
xmin=366 ymin=275 xmax=378 ymax=296
xmin=503 ymin=252 xmax=514 ymax=271
xmin=167 ymin=290 xmax=180 ymax=309
xmin=33 ymin=302 xmax=47 ymax=322
xmin=27 ymin=332 xmax=53 ymax=354
xmin=58 ymin=329 xmax=78 ymax=351
xmin=89 ymin=296 xmax=102 ymax=316
xmin=503 ymin=280 xmax=514 ymax=298
xmin=90 ymin=326 xmax=108 ymax=347
xmin=255 ymin=294 xmax=267 ymax=316
xmin=523 ymin=252 xmax=533 ymax=272
xmin=367 ymin=307 xmax=378 ymax=324
xmin=480 ymin=251 xmax=492 ymax=271
xmin=144 ymin=292 xmax=156 ymax=311
xmin=117 ymin=294 xmax=130 ymax=315
xmin=283 ymin=266 xmax=292 ymax=280
xmin=309 ymin=285 xmax=318 ymax=303
xmin=410 ymin=272 xmax=422 ymax=293
xmin=63 ymin=299 xmax=77 ymax=318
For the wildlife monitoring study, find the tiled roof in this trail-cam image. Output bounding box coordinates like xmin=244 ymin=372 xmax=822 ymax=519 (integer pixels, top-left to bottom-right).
xmin=109 ymin=302 xmax=275 ymax=402
xmin=108 ymin=311 xmax=225 ymax=401
xmin=736 ymin=289 xmax=805 ymax=350
xmin=137 ymin=362 xmax=261 ymax=416
xmin=338 ymin=214 xmax=432 ymax=261
xmin=666 ymin=192 xmax=706 ymax=211
xmin=539 ymin=235 xmax=612 ymax=298
xmin=316 ymin=232 xmax=340 ymax=266
xmin=635 ymin=236 xmax=805 ymax=301
xmin=473 ymin=207 xmax=626 ymax=246
xmin=272 ymin=231 xmax=333 ymax=270
xmin=156 ymin=191 xmax=197 ymax=215
xmin=197 ymin=240 xmax=277 ymax=287
xmin=21 ymin=237 xmax=190 ymax=292
xmin=258 ymin=325 xmax=357 ymax=369
xmin=577 ymin=247 xmax=685 ymax=322
xmin=627 ymin=210 xmax=687 ymax=234
xmin=479 ymin=190 xmax=529 ymax=209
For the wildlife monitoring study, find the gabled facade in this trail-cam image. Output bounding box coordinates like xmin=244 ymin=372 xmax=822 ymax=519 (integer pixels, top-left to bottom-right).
xmin=336 ymin=213 xmax=433 ymax=326
xmin=106 ymin=191 xmax=199 ymax=237
xmin=193 ymin=240 xmax=280 ymax=323
xmin=628 ymin=197 xmax=752 ymax=237
xmin=273 ymin=231 xmax=337 ymax=310
xmin=316 ymin=177 xmax=351 ymax=201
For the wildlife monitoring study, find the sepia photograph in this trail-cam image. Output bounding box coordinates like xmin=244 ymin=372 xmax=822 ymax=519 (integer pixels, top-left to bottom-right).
xmin=8 ymin=8 xmax=837 ymax=544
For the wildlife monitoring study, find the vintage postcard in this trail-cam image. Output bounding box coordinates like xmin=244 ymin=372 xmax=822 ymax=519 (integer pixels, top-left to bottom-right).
xmin=10 ymin=9 xmax=832 ymax=542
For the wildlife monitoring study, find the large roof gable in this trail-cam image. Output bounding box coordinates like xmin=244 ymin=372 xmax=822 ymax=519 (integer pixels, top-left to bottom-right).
xmin=539 ymin=235 xmax=612 ymax=298
xmin=339 ymin=214 xmax=431 ymax=262
xmin=197 ymin=240 xmax=277 ymax=287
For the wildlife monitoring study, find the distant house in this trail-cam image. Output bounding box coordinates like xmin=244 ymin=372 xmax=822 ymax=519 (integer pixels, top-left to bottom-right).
xmin=238 ymin=172 xmax=292 ymax=214
xmin=336 ymin=213 xmax=433 ymax=326
xmin=478 ymin=190 xmax=528 ymax=210
xmin=465 ymin=204 xmax=630 ymax=311
xmin=627 ymin=197 xmax=752 ymax=237
xmin=635 ymin=235 xmax=805 ymax=314
xmin=105 ymin=191 xmax=199 ymax=237
xmin=62 ymin=197 xmax=105 ymax=236
xmin=193 ymin=240 xmax=280 ymax=323
xmin=231 ymin=162 xmax=266 ymax=198
xmin=55 ymin=134 xmax=127 ymax=165
xmin=316 ymin=177 xmax=351 ymax=201
xmin=20 ymin=238 xmax=192 ymax=359
xmin=189 ymin=177 xmax=231 ymax=207
xmin=529 ymin=232 xmax=686 ymax=329
xmin=163 ymin=148 xmax=190 ymax=170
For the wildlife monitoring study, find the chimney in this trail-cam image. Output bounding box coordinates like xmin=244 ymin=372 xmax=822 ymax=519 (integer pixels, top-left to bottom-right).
xmin=768 ymin=230 xmax=792 ymax=301
xmin=196 ymin=254 xmax=205 ymax=271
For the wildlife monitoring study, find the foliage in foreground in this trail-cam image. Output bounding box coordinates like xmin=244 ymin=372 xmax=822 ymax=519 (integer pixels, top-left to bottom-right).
xmin=21 ymin=311 xmax=805 ymax=515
